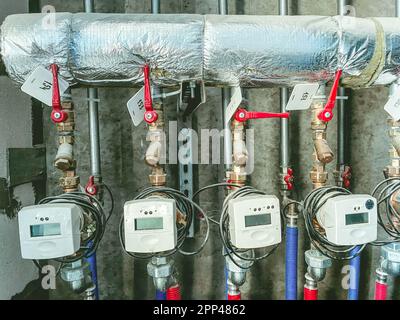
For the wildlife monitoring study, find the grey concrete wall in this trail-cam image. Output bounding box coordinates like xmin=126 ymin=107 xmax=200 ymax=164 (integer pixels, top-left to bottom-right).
xmin=35 ymin=0 xmax=397 ymax=300
xmin=0 ymin=76 xmax=38 ymax=299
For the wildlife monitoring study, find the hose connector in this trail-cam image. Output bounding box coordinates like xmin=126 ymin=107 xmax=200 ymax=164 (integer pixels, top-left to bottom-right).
xmin=305 ymin=249 xmax=332 ymax=282
xmin=147 ymin=257 xmax=174 ymax=292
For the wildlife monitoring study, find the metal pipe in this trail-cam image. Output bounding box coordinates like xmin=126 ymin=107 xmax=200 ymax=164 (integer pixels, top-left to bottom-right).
xmin=83 ymin=0 xmax=100 ymax=301
xmin=88 ymin=88 xmax=101 ymax=177
xmin=219 ymin=0 xmax=232 ymax=170
xmin=397 ymin=0 xmax=400 ymax=18
xmin=151 ymin=0 xmax=160 ymax=14
xmin=337 ymin=0 xmax=348 ymax=168
xmin=84 ymin=0 xmax=94 ymax=13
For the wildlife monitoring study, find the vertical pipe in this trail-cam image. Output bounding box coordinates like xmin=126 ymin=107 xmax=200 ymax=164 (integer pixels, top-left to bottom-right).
xmin=397 ymin=0 xmax=400 ymax=18
xmin=337 ymin=0 xmax=348 ymax=173
xmin=219 ymin=0 xmax=232 ymax=170
xmin=156 ymin=290 xmax=166 ymax=300
xmin=279 ymin=0 xmax=298 ymax=301
xmin=151 ymin=0 xmax=160 ymax=14
xmin=348 ymin=246 xmax=361 ymax=300
xmin=285 ymin=226 xmax=298 ymax=300
xmin=84 ymin=0 xmax=100 ymax=300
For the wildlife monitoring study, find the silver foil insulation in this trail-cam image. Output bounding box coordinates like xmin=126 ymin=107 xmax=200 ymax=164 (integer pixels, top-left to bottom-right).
xmin=1 ymin=13 xmax=400 ymax=88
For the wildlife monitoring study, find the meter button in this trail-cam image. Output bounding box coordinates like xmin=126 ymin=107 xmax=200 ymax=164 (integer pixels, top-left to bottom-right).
xmin=365 ymin=200 xmax=374 ymax=210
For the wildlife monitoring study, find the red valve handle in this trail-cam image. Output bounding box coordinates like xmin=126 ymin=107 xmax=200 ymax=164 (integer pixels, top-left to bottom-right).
xmin=50 ymin=64 xmax=68 ymax=123
xmin=284 ymin=168 xmax=294 ymax=191
xmin=318 ymin=69 xmax=343 ymax=122
xmin=143 ymin=64 xmax=158 ymax=124
xmin=85 ymin=176 xmax=98 ymax=196
xmin=342 ymin=166 xmax=352 ymax=189
xmin=234 ymin=108 xmax=290 ymax=122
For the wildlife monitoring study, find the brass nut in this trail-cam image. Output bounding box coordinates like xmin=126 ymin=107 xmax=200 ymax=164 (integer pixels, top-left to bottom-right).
xmin=61 ymin=101 xmax=74 ymax=110
xmin=310 ymin=170 xmax=328 ymax=184
xmin=149 ymin=173 xmax=166 ymax=186
xmin=58 ymin=136 xmax=74 ymax=145
xmin=59 ymin=175 xmax=80 ymax=189
xmin=386 ymin=166 xmax=400 ymax=178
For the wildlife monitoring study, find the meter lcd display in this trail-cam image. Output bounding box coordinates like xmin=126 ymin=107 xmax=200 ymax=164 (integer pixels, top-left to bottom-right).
xmin=135 ymin=217 xmax=163 ymax=231
xmin=30 ymin=223 xmax=61 ymax=237
xmin=245 ymin=214 xmax=271 ymax=227
xmin=345 ymin=212 xmax=369 ymax=225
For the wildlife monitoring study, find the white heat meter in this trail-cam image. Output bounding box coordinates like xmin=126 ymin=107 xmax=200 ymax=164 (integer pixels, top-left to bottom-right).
xmin=18 ymin=204 xmax=82 ymax=259
xmin=316 ymin=194 xmax=377 ymax=245
xmin=228 ymin=195 xmax=281 ymax=249
xmin=124 ymin=198 xmax=177 ymax=253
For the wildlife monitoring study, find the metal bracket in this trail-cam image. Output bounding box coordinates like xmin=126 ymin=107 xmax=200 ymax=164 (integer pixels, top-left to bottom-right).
xmin=177 ymin=83 xmax=203 ymax=238
xmin=7 ymin=147 xmax=46 ymax=187
xmin=0 ymin=147 xmax=46 ymax=217
xmin=180 ymin=80 xmax=206 ymax=117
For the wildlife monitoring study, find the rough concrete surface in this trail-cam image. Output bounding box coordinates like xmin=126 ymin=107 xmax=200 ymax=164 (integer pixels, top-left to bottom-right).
xmin=20 ymin=0 xmax=399 ymax=300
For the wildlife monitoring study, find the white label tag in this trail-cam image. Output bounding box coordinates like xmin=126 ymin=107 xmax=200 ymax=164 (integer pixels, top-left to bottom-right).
xmin=127 ymin=87 xmax=145 ymax=126
xmin=286 ymin=83 xmax=320 ymax=111
xmin=21 ymin=66 xmax=69 ymax=106
xmin=384 ymin=90 xmax=400 ymax=121
xmin=225 ymin=87 xmax=243 ymax=125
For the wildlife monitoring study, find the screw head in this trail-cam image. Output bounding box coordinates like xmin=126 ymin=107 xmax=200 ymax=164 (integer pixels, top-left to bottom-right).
xmin=325 ymin=112 xmax=331 ymax=119
xmin=53 ymin=112 xmax=61 ymax=119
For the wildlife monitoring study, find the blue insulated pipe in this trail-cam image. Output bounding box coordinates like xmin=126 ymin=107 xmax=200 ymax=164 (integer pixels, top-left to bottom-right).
xmin=285 ymin=226 xmax=298 ymax=300
xmin=348 ymin=246 xmax=361 ymax=300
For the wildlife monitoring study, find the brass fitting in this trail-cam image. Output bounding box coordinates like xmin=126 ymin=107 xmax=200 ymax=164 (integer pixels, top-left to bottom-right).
xmin=149 ymin=166 xmax=167 ymax=187
xmin=310 ymin=153 xmax=328 ymax=189
xmin=311 ymin=100 xmax=333 ymax=164
xmin=59 ymin=170 xmax=80 ymax=193
xmin=231 ymin=120 xmax=248 ymax=167
xmin=56 ymin=102 xmax=75 ymax=134
xmin=386 ymin=118 xmax=400 ymax=178
xmin=309 ymin=91 xmax=331 ymax=189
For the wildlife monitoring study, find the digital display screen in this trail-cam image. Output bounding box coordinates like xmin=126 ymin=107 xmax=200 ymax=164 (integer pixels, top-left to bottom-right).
xmin=30 ymin=223 xmax=61 ymax=237
xmin=345 ymin=212 xmax=369 ymax=225
xmin=245 ymin=214 xmax=271 ymax=228
xmin=135 ymin=217 xmax=163 ymax=231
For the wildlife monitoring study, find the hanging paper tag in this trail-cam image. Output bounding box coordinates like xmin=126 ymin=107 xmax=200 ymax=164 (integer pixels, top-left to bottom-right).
xmin=225 ymin=87 xmax=243 ymax=125
xmin=127 ymin=87 xmax=146 ymax=126
xmin=384 ymin=90 xmax=400 ymax=121
xmin=286 ymin=83 xmax=320 ymax=111
xmin=21 ymin=66 xmax=69 ymax=106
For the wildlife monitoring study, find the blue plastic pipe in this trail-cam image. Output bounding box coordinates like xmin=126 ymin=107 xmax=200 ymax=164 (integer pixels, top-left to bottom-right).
xmin=348 ymin=246 xmax=361 ymax=300
xmin=86 ymin=241 xmax=99 ymax=300
xmin=285 ymin=226 xmax=298 ymax=300
xmin=156 ymin=290 xmax=166 ymax=300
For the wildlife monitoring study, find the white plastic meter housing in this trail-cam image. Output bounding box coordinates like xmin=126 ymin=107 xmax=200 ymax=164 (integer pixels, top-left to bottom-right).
xmin=124 ymin=198 xmax=177 ymax=253
xmin=228 ymin=195 xmax=281 ymax=249
xmin=18 ymin=204 xmax=82 ymax=259
xmin=316 ymin=194 xmax=377 ymax=246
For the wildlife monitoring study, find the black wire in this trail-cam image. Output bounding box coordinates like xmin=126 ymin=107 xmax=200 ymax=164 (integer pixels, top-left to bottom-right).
xmin=370 ymin=178 xmax=400 ymax=245
xmin=302 ymin=186 xmax=365 ymax=261
xmin=38 ymin=192 xmax=108 ymax=263
xmin=103 ymin=183 xmax=115 ymax=224
xmin=119 ymin=186 xmax=209 ymax=259
xmin=218 ymin=186 xmax=283 ymax=270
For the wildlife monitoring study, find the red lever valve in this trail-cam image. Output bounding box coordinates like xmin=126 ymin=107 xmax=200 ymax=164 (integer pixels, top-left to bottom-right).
xmin=317 ymin=69 xmax=343 ymax=123
xmin=50 ymin=64 xmax=68 ymax=123
xmin=85 ymin=176 xmax=98 ymax=196
xmin=234 ymin=108 xmax=289 ymax=122
xmin=342 ymin=166 xmax=352 ymax=189
xmin=143 ymin=64 xmax=158 ymax=124
xmin=284 ymin=168 xmax=294 ymax=191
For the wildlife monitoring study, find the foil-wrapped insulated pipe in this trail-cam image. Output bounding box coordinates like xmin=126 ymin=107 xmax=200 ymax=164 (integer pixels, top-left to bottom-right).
xmin=2 ymin=13 xmax=400 ymax=88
